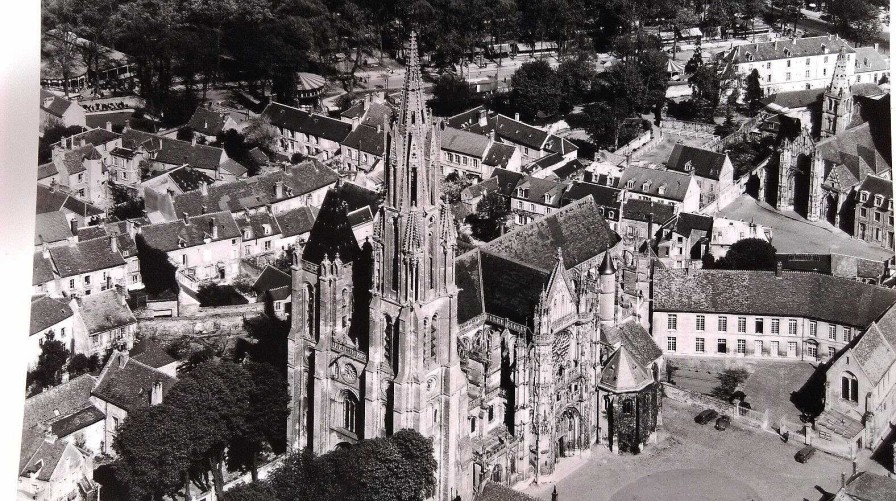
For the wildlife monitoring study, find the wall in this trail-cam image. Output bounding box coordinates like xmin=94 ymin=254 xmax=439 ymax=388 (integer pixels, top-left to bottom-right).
xmin=136 ymin=302 xmax=263 ymax=341
xmin=662 ymin=382 xmax=769 ymax=429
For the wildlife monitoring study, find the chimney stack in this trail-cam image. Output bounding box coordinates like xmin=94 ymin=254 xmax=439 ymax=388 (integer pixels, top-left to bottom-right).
xmin=110 ymin=235 xmax=118 ymax=253
xmin=841 ymin=473 xmax=846 ymax=489
xmin=69 ymin=218 xmax=78 ymax=235
xmin=210 ymin=217 xmax=218 ymax=239
xmin=874 ymin=42 xmax=879 ymax=51
xmin=514 ymin=112 xmax=520 ymax=121
xmin=275 ymin=180 xmax=284 ymax=199
xmin=123 ymin=119 xmax=130 ymax=132
xmin=118 ymin=288 xmax=127 ymax=306
xmin=776 ymin=261 xmax=783 ymax=277
xmin=191 ymin=134 xmax=197 ymax=147
xmin=352 ymin=116 xmax=360 ymax=130
xmin=119 ymin=349 xmax=129 ymax=368
xmin=182 ymin=212 xmax=190 ymax=225
xmin=200 ymin=181 xmax=208 ymax=196
xmin=479 ymin=109 xmax=488 ymax=127
xmin=363 ymin=93 xmax=370 ymax=110
xmin=41 ymin=240 xmax=50 ymax=259
xmin=150 ymin=381 xmax=163 ymax=406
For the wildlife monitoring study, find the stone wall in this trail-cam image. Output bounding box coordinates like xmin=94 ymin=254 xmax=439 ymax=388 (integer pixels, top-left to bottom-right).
xmin=137 ymin=302 xmax=263 ymax=341
xmin=662 ymin=382 xmax=769 ymax=430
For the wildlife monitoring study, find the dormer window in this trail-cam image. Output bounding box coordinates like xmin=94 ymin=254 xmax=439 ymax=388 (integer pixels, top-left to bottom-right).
xmin=684 ymin=160 xmax=693 ymax=172
xmin=875 ymin=195 xmax=884 ymax=207
xmin=642 ymin=181 xmax=651 ymax=192
xmin=861 ymin=191 xmax=869 ymax=202
xmin=889 ymin=199 xmax=893 ymax=211
xmin=262 ymin=224 xmax=271 ymax=235
xmin=821 ymin=44 xmax=827 ymax=53
xmin=517 ymin=188 xmax=529 ymax=198
xmin=544 ymin=193 xmax=551 ymax=204
xmin=657 ymin=185 xmax=666 ymax=196
xmin=746 ymin=53 xmax=753 ymax=62
xmin=626 ymin=179 xmax=635 ymax=189
xmin=243 ymin=228 xmax=252 ymax=240
xmin=784 ymin=49 xmax=791 ymax=58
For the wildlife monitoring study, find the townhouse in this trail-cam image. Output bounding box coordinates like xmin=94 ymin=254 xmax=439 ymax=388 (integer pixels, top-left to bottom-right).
xmin=28 ymin=296 xmax=76 ymax=369
xmin=619 ymin=199 xmax=675 ymax=250
xmin=560 ymin=181 xmax=623 ymax=232
xmin=263 ymin=102 xmax=352 ymax=162
xmin=655 ymin=213 xmax=714 ymax=269
xmin=48 ymin=141 xmax=108 ymax=208
xmin=39 ymin=89 xmax=86 ymax=132
xmin=273 ymin=206 xmax=318 ymax=252
xmin=234 ymin=209 xmax=282 ymax=257
xmin=75 ymin=220 xmax=144 ymax=290
xmin=618 ymin=165 xmax=701 ymax=213
xmin=72 ymin=288 xmax=138 ymax=360
xmin=709 ymin=217 xmax=770 ymax=259
xmin=184 ymin=104 xmax=244 ymax=141
xmin=853 ymin=45 xmax=890 ymax=85
xmin=46 ymin=236 xmax=130 ymax=298
xmin=664 ymin=144 xmax=735 ymax=209
xmin=139 ymin=211 xmax=243 ymax=284
xmin=509 ymin=175 xmax=568 ymax=226
xmin=853 ymin=175 xmax=893 ymax=250
xmin=651 ymin=267 xmax=896 ymax=363
xmin=440 ymin=126 xmax=521 ymax=180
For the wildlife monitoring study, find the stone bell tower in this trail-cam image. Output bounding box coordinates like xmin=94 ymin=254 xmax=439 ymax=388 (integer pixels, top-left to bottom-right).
xmin=821 ymin=46 xmax=854 ymax=138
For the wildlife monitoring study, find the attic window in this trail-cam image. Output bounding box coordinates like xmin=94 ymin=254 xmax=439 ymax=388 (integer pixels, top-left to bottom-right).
xmin=684 ymin=160 xmax=693 ymax=172
xmin=262 ymin=224 xmax=271 ymax=235
xmin=783 ymin=49 xmax=791 ymax=58
xmin=517 ymin=188 xmax=529 ymax=198
xmin=243 ymin=229 xmax=252 ymax=239
xmin=875 ymin=195 xmax=884 ymax=207
xmin=178 ymin=237 xmax=186 ymax=248
xmin=626 ymin=179 xmax=635 ymax=189
xmin=861 ymin=191 xmax=869 ymax=202
xmin=544 ymin=193 xmax=551 ymax=203
xmin=746 ymin=53 xmax=753 ymax=62
xmin=642 ymin=181 xmax=651 ymax=192
xmin=657 ymin=185 xmax=666 ymax=196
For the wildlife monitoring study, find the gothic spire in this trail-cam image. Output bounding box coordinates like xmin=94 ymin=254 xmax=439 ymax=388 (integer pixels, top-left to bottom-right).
xmin=398 ymin=31 xmax=428 ymax=132
xmin=827 ymin=45 xmax=851 ymax=97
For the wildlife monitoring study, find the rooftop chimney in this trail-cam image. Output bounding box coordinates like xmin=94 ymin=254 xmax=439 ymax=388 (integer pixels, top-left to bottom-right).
xmin=41 ymin=240 xmax=50 ymax=259
xmin=110 ymin=235 xmax=118 ymax=253
xmin=376 ymin=123 xmax=382 ymax=133
xmin=123 ymin=119 xmax=130 ymax=132
xmin=200 ymin=181 xmax=208 ymax=196
xmin=118 ymin=289 xmax=127 ymax=306
xmin=841 ymin=473 xmax=846 ymax=489
xmin=69 ymin=218 xmax=78 ymax=235
xmin=776 ymin=261 xmax=783 ymax=277
xmin=150 ymin=381 xmax=163 ymax=406
xmin=352 ymin=116 xmax=360 ymax=130
xmin=191 ymin=134 xmax=197 ymax=147
xmin=201 ymin=205 xmax=208 ymax=214
xmin=874 ymin=42 xmax=879 ymax=51
xmin=182 ymin=212 xmax=190 ymax=225
xmin=275 ymin=180 xmax=284 ymax=199
xmin=210 ymin=217 xmax=218 ymax=239
xmin=479 ymin=109 xmax=488 ymax=127
xmin=363 ymin=93 xmax=370 ymax=110
xmin=119 ymin=349 xmax=129 ymax=368
xmin=514 ymin=112 xmax=520 ymax=121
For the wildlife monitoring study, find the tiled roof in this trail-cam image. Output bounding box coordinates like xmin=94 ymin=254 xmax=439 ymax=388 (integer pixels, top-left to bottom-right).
xmin=268 ymin=285 xmax=291 ymax=301
xmin=131 ymin=339 xmax=177 ymax=370
xmin=34 ymin=211 xmax=73 ymax=246
xmin=854 ymin=46 xmax=889 ymax=74
xmin=30 ymin=295 xmax=73 ymax=335
xmin=441 ymin=126 xmax=492 ymax=157
xmin=140 ymin=211 xmax=240 ymax=252
xmin=653 ymin=269 xmax=896 ymax=328
xmin=35 ymin=184 xmax=104 ymax=217
xmin=274 ymin=206 xmax=318 ymax=238
xmin=852 ymin=324 xmax=894 ymax=385
xmin=78 ymin=223 xmax=139 ymax=258
xmin=456 ymin=250 xmax=486 ymax=324
xmin=726 ymin=35 xmax=853 ymax=65
xmin=187 ymin=106 xmax=230 ymax=136
xmin=462 ymin=177 xmax=498 ymax=201
xmin=76 ymin=289 xmax=136 ymax=334
xmin=551 ymin=159 xmax=586 ymax=180
xmin=220 ymin=158 xmax=249 ymax=177
xmin=37 ymin=162 xmax=58 ymax=180
xmin=55 ymin=127 xmax=120 ymax=148
xmin=666 ymin=144 xmax=729 ymax=181
xmin=485 ymin=196 xmax=619 ymax=272
xmin=167 ymin=166 xmax=216 ymax=193
xmin=172 ymin=160 xmax=338 ymax=217
xmin=75 ymin=225 xmax=107 ymax=241
xmin=760 ymin=88 xmax=823 ymax=110
xmin=601 ymin=319 xmax=663 ymax=368
xmin=446 ymin=105 xmax=492 ymax=129
xmin=467 ymin=114 xmax=549 ymax=150
xmin=50 ymin=407 xmax=104 ymax=439
xmin=342 ymin=123 xmax=387 ymax=156
xmin=48 ymin=237 xmax=125 ymax=277
xmin=33 ymin=252 xmax=55 ymax=286
xmin=816 ymin=123 xmax=890 ymax=180
xmin=543 ymin=134 xmax=577 ymax=156
xmin=39 ymin=89 xmax=74 ymax=117
xmin=618 ymin=165 xmax=695 ymax=202
xmin=816 ymin=408 xmax=864 ymax=439
xmin=856 ymin=174 xmax=892 ymax=209
xmin=92 ymin=351 xmax=177 ymax=413
xmin=341 ymin=100 xmax=394 ymax=127
xmin=252 ymin=265 xmax=292 ymax=295
xmin=121 ymin=129 xmax=225 ymax=171
xmin=234 ymin=210 xmax=281 ymax=240
xmin=598 ymin=345 xmax=654 ymax=393
xmin=561 ymin=182 xmax=622 ymax=214
xmin=262 ymin=102 xmax=352 ymax=143
xmin=20 ymin=439 xmax=70 ymax=480
xmin=479 ymin=251 xmax=549 ymax=327
xmin=621 ymin=198 xmax=676 ymax=224
xmin=490 ymin=168 xmax=526 ymax=197
xmin=58 ymin=144 xmax=101 ymax=176
xmin=301 ymin=188 xmax=361 ymax=265
xmin=513 ymin=175 xmax=566 ymax=205
xmin=843 ymin=472 xmax=896 ymax=501
xmin=482 ymin=142 xmax=517 ymax=168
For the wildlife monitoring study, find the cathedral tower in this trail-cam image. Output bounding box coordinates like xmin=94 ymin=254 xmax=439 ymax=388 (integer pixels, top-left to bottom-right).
xmin=821 ymin=46 xmax=853 ymax=138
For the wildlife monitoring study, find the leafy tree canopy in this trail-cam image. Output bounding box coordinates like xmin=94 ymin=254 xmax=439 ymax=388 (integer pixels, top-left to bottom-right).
xmin=714 ymin=237 xmax=777 ymax=271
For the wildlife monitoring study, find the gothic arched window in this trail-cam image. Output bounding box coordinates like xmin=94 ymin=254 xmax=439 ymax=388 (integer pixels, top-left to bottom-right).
xmin=622 ymin=400 xmax=633 ymax=414
xmin=430 ymin=314 xmax=438 ymax=359
xmin=384 ymin=315 xmax=394 ymax=366
xmin=422 ymin=317 xmax=430 ymax=361
xmin=841 ymin=372 xmax=859 ymax=402
xmin=341 ymin=288 xmax=351 ymax=328
xmin=305 ymin=284 xmax=315 ymax=337
xmin=342 ymin=391 xmax=358 ymax=433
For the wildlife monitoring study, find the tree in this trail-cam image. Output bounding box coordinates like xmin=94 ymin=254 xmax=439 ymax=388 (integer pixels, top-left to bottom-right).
xmin=243 ymin=115 xmax=280 ymax=155
xmin=441 ymin=172 xmax=473 ymax=205
xmin=177 ymin=126 xmax=195 ymax=142
xmin=227 ymin=362 xmax=289 ymax=480
xmin=470 ymin=191 xmax=510 ymax=241
xmin=715 ymin=238 xmax=777 ymax=270
xmin=510 ymin=60 xmax=562 ymax=122
xmin=689 ymin=63 xmax=724 ymax=122
xmin=135 ymin=234 xmax=178 ymax=296
xmin=38 ymin=124 xmax=87 ymax=163
xmin=556 ymin=56 xmax=599 ymax=112
xmin=224 ymin=482 xmax=279 ymax=501
xmin=684 ymin=45 xmax=703 ymax=74
xmin=27 ymin=330 xmax=70 ymax=393
xmin=745 ymin=68 xmax=762 ymax=116
xmin=429 ymin=73 xmax=473 ymax=117
xmin=828 ymin=0 xmax=881 ymax=44
xmin=67 ymin=353 xmax=101 ymax=378
xmin=670 ymin=7 xmax=699 ymax=61
xmin=710 ymin=368 xmax=750 ymax=400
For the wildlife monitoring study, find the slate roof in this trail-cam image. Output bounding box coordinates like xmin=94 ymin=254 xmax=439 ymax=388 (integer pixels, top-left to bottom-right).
xmin=48 ymin=237 xmax=125 ymax=277
xmin=220 ymin=158 xmax=249 ymax=177
xmin=760 ymin=89 xmax=824 ymax=110
xmin=670 ymin=212 xmax=714 ymax=238
xmin=600 ymin=319 xmax=663 ymax=368
xmin=39 ymin=89 xmax=74 ymax=118
xmin=456 ymin=250 xmax=486 ymax=323
xmin=618 ymin=165 xmax=695 ymax=202
xmin=268 ymin=286 xmax=291 ymax=301
xmin=275 ymin=206 xmax=319 ymax=238
xmin=561 ymin=182 xmax=622 ymax=219
xmin=20 ymin=439 xmax=70 ymax=481
xmin=263 ymin=102 xmax=352 ymax=143
xmin=33 ymin=252 xmax=55 ymax=286
xmin=666 ymin=144 xmax=729 ymax=181
xmin=724 ymin=35 xmax=854 ymax=65
xmin=446 ymin=106 xmax=492 ymax=129
xmin=187 ymin=106 xmax=231 ymax=136
xmin=49 ymin=407 xmax=105 ymax=439
xmin=252 ymin=265 xmax=292 ymax=295
xmin=55 ymin=127 xmax=120 ymax=148
xmin=301 ymin=188 xmax=361 ymax=265
xmin=856 ymin=175 xmax=892 ymax=209
xmin=234 ymin=210 xmax=281 ymax=240
xmin=76 ymin=289 xmax=136 ymax=334
xmin=35 ymin=184 xmax=104 ymax=217
xmin=140 ymin=211 xmax=240 ymax=252
xmin=131 ymin=339 xmax=177 ymax=370
xmin=92 ymin=351 xmax=177 ymax=413
xmin=653 ymin=269 xmax=896 ymax=329
xmin=843 ymin=472 xmax=896 ymax=501
xmin=342 ymin=123 xmax=387 ymax=156
xmin=816 ymin=408 xmax=864 ymax=439
xmin=479 ymin=251 xmax=549 ymax=327
xmin=484 ymin=196 xmax=620 ymax=272
xmin=167 ymin=166 xmax=216 ymax=193
xmin=340 ymin=100 xmax=394 ymax=126
xmin=489 ymin=168 xmax=526 ymax=197
xmin=30 ymin=295 xmax=73 ymax=335
xmin=77 ymin=223 xmax=139 ymax=258
xmin=57 ymin=144 xmax=101 ymax=176
xmin=598 ymin=345 xmax=654 ymax=393
xmin=441 ymin=126 xmax=492 ymax=157
xmin=850 ymin=303 xmax=896 ymax=385
xmin=34 ymin=211 xmax=73 ymax=246
xmin=512 ymin=175 xmax=567 ymax=206
xmin=816 ymin=122 xmax=890 ymax=180
xmin=172 ymin=160 xmax=338 ymax=217
xmin=120 ymin=129 xmax=224 ymax=171
xmin=483 ymin=142 xmax=518 ymax=168
xmin=467 ymin=114 xmax=548 ymax=150
xmin=621 ymin=198 xmax=676 ymax=224
xmin=853 ymin=46 xmax=890 ymax=74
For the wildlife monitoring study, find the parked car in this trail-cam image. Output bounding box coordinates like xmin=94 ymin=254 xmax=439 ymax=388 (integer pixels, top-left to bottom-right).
xmin=695 ymin=409 xmax=719 ymax=424
xmin=715 ymin=415 xmax=731 ymax=430
xmin=795 ymin=445 xmax=816 ymax=463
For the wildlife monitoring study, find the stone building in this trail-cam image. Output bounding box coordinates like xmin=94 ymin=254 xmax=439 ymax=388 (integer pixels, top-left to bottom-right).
xmin=286 ymin=33 xmax=659 ymax=500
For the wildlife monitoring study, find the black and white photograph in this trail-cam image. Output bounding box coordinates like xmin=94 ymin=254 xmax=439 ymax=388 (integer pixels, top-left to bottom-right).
xmin=0 ymin=0 xmax=894 ymax=499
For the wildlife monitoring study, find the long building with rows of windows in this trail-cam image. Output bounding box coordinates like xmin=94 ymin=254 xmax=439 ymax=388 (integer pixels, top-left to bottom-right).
xmin=650 ymin=267 xmax=896 ymax=363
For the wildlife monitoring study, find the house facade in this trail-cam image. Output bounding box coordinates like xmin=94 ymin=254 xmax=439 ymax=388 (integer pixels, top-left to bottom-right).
xmin=853 ymin=175 xmax=894 ymax=250
xmin=665 ymin=144 xmax=735 ymax=209
xmin=619 ymin=165 xmax=701 ymax=214
xmin=263 ymin=102 xmax=352 ymax=162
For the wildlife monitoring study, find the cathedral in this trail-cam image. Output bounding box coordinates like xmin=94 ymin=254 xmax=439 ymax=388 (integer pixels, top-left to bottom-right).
xmin=765 ymin=46 xmax=891 ymax=227
xmin=286 ymin=33 xmax=663 ymax=500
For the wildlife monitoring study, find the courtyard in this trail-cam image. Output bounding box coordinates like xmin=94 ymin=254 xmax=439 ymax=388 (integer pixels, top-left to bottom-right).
xmin=633 ymin=134 xmax=713 ymax=166
xmin=717 ymin=194 xmax=894 ymax=262
xmin=523 ymin=399 xmax=851 ymax=501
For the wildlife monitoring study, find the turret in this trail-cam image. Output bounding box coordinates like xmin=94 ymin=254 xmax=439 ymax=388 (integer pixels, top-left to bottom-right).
xmin=598 ymin=252 xmax=616 ymax=325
